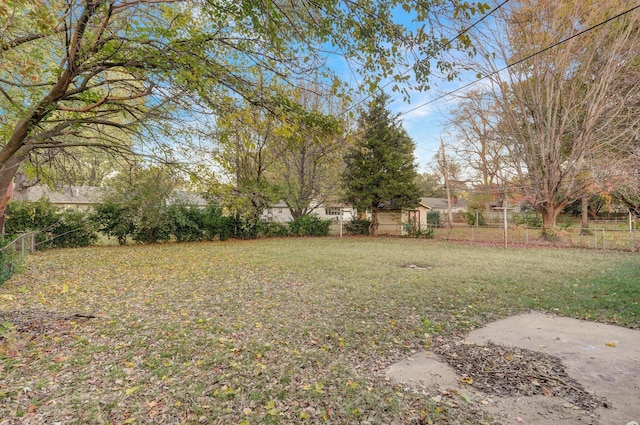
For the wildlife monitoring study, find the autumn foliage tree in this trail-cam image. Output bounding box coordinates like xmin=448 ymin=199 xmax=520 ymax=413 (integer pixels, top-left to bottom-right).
xmin=467 ymin=0 xmax=640 ymax=231
xmin=212 ymin=99 xmax=286 ymax=223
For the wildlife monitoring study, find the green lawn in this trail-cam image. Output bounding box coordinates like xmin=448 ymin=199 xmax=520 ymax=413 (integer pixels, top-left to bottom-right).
xmin=1 ymin=238 xmax=638 ymax=424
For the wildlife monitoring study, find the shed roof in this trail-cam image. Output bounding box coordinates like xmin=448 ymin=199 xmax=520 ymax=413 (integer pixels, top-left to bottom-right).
xmin=374 ymin=199 xmax=431 ymax=211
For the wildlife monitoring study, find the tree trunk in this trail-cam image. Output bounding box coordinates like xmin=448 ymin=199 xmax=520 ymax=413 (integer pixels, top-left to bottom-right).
xmin=580 ymin=196 xmax=590 ymax=234
xmin=542 ymin=209 xmax=558 ymax=228
xmin=0 ymin=148 xmax=30 ymax=235
xmin=370 ymin=210 xmax=378 ymax=236
xmin=540 ymin=203 xmax=562 ymax=239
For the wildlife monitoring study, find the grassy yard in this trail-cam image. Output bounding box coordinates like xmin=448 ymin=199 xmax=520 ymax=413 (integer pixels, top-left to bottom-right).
xmin=1 ymin=237 xmax=638 ymax=424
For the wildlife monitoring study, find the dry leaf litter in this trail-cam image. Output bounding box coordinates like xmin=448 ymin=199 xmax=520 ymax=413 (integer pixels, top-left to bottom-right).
xmin=432 ymin=338 xmax=607 ymax=412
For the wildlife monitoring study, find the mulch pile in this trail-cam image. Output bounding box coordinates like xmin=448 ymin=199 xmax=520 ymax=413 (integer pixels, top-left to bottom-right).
xmin=432 ymin=338 xmax=607 ymax=412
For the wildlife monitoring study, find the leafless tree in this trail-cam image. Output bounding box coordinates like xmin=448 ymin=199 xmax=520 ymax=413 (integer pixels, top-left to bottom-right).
xmin=274 ymin=85 xmax=349 ymax=219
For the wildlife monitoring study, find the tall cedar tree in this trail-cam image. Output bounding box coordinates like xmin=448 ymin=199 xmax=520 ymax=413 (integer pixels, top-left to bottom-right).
xmin=343 ymin=94 xmax=421 ymax=229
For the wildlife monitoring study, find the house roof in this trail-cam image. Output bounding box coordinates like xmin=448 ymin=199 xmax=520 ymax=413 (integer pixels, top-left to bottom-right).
xmin=13 ymin=185 xmax=208 ymax=207
xmin=267 ymin=201 xmax=289 ymax=209
xmin=266 ymin=201 xmax=353 ymax=209
xmin=421 ymin=197 xmax=467 ymax=209
xmin=14 ymin=185 xmax=103 ymax=205
xmin=169 ymin=191 xmax=208 ymax=207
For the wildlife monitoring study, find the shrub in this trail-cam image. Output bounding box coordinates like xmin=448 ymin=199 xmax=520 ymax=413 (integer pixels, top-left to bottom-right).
xmin=426 ymin=211 xmax=441 ymax=228
xmin=514 ymin=211 xmax=542 ymax=228
xmin=167 ymin=204 xmax=205 ymax=242
xmin=201 ymin=204 xmax=223 ymax=240
xmin=201 ymin=204 xmax=238 ymax=241
xmin=223 ymin=216 xmax=264 ymax=240
xmin=51 ymin=209 xmax=98 ymax=248
xmin=131 ymin=207 xmax=172 ymax=244
xmin=5 ymin=199 xmax=60 ymax=246
xmin=344 ymin=218 xmax=371 ymax=235
xmin=288 ymin=215 xmax=331 ymax=236
xmin=465 ymin=211 xmax=486 ymax=226
xmin=403 ymin=224 xmax=434 ymax=238
xmin=262 ymin=222 xmax=291 ymax=237
xmin=92 ymin=201 xmax=135 ymax=245
xmin=6 ymin=199 xmax=97 ymax=249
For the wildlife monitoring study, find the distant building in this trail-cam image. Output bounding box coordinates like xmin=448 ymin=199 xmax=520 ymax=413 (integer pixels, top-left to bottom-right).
xmin=420 ymin=197 xmax=467 ymax=214
xmin=13 ymin=185 xmax=103 ymax=210
xmin=261 ymin=201 xmax=355 ymax=222
xmin=167 ymin=191 xmax=208 ymax=208
xmin=12 ymin=185 xmax=208 ymax=210
xmin=373 ymin=198 xmax=469 ymax=236
xmin=374 ymin=199 xmax=432 ymax=236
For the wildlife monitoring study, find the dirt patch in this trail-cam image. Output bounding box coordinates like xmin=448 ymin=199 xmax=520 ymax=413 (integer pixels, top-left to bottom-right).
xmin=386 ymin=311 xmax=640 ymax=424
xmin=0 ymin=307 xmax=96 ymax=347
xmin=399 ymin=263 xmax=433 ymax=270
xmin=0 ymin=307 xmax=96 ymax=332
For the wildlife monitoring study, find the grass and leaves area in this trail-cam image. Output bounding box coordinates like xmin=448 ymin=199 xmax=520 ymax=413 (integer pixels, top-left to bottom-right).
xmin=0 ymin=238 xmax=638 ymax=424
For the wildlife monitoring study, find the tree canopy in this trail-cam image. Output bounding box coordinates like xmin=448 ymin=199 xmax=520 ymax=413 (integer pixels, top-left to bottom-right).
xmin=452 ymin=0 xmax=640 ymax=229
xmin=0 ymin=0 xmax=489 ymax=231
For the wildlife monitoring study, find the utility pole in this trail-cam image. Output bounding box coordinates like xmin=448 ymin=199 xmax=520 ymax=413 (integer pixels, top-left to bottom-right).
xmin=440 ymin=139 xmax=454 ymax=230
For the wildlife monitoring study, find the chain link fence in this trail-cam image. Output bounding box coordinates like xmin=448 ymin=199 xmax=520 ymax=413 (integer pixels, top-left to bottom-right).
xmin=433 ymin=223 xmax=639 ymax=251
xmin=0 ymin=232 xmax=36 ymax=284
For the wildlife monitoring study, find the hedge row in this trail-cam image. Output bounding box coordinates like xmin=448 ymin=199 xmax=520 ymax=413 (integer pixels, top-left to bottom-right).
xmin=4 ymin=199 xmax=333 ymax=248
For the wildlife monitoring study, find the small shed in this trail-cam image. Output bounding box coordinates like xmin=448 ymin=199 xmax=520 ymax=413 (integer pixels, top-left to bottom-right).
xmin=374 ymin=200 xmax=432 ymax=236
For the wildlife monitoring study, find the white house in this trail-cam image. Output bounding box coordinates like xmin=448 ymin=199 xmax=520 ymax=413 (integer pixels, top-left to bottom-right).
xmin=261 ymin=201 xmax=355 ymax=222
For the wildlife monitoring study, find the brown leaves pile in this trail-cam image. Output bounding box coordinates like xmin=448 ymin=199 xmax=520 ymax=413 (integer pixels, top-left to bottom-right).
xmin=433 ymin=339 xmax=606 ymax=411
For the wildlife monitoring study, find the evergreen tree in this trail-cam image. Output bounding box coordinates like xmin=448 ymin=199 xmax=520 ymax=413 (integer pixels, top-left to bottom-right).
xmin=343 ymin=93 xmax=421 ymax=231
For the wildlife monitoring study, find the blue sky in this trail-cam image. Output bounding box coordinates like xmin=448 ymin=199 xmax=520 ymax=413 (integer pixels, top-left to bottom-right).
xmin=327 ymin=2 xmax=501 ymax=173
xmin=389 ymin=87 xmax=456 ymax=172
xmin=337 ymin=64 xmax=480 ymax=173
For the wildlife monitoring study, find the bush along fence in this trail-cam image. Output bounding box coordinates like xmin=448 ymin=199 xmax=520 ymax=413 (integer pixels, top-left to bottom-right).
xmin=5 ymin=199 xmax=336 ymax=248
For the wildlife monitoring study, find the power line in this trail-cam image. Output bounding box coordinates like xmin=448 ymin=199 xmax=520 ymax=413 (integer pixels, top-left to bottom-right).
xmin=398 ymin=3 xmax=640 ymax=119
xmin=343 ymin=0 xmax=511 ymax=116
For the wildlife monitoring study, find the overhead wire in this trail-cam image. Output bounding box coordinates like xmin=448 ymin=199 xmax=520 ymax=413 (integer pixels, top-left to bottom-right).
xmin=342 ymin=0 xmax=511 ymax=116
xmin=397 ymin=3 xmax=640 ymax=119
